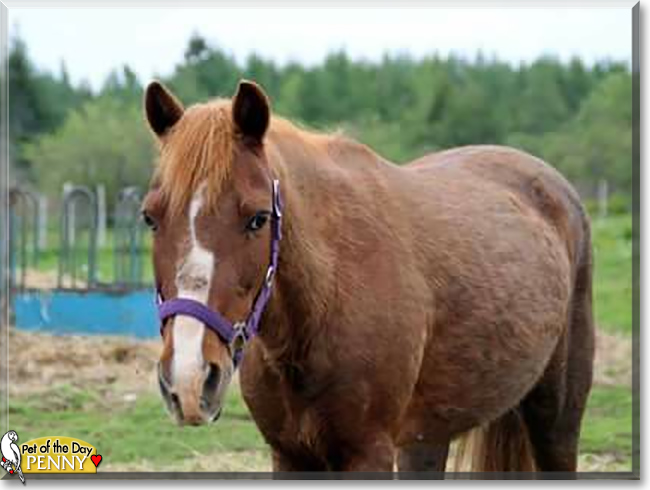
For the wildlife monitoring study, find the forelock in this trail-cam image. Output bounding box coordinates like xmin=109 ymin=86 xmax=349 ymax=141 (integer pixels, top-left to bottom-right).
xmin=157 ymin=99 xmax=234 ymax=216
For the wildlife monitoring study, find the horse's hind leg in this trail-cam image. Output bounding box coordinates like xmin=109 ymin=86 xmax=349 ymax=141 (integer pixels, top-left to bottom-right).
xmin=521 ymin=260 xmax=595 ymax=474
xmin=396 ymin=441 xmax=450 ymax=479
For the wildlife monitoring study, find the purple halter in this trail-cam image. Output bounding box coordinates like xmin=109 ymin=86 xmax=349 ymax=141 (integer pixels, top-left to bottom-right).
xmin=156 ymin=180 xmax=283 ymax=367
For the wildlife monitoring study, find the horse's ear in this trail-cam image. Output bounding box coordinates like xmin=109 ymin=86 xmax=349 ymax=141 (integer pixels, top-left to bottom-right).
xmin=145 ymin=81 xmax=184 ymax=137
xmin=232 ymin=80 xmax=270 ymax=143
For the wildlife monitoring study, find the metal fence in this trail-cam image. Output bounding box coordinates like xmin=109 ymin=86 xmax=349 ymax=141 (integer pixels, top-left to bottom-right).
xmin=58 ymin=185 xmax=98 ymax=289
xmin=114 ymin=186 xmax=145 ymax=288
xmin=9 ymin=185 xmax=157 ymax=338
xmin=9 ymin=188 xmax=40 ymax=290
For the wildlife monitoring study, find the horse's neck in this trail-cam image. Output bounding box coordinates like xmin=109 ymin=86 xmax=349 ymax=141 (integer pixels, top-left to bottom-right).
xmin=258 ymin=129 xmax=383 ymax=361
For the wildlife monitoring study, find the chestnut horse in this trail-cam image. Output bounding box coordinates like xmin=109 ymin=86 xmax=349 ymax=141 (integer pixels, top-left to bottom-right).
xmin=143 ymin=80 xmax=594 ymax=476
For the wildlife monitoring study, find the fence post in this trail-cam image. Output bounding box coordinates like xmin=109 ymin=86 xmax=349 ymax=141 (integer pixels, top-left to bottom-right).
xmin=598 ymin=179 xmax=609 ymax=219
xmin=59 ymin=186 xmax=98 ymax=288
xmin=63 ymin=182 xmax=75 ymax=246
xmin=96 ymin=184 xmax=107 ymax=248
xmin=114 ymin=187 xmax=144 ymax=288
xmin=9 ymin=188 xmax=40 ymax=287
xmin=38 ymin=194 xmax=48 ymax=251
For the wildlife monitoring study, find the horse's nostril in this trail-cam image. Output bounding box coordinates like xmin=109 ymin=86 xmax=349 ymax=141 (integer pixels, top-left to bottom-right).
xmin=170 ymin=392 xmax=184 ymax=420
xmin=211 ymin=408 xmax=222 ymax=422
xmin=200 ymin=396 xmax=209 ymax=412
xmin=203 ymin=362 xmax=221 ymax=398
xmin=157 ymin=362 xmax=172 ymax=389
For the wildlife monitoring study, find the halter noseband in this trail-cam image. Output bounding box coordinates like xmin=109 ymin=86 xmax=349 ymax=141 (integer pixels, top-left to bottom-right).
xmin=156 ymin=179 xmax=283 ymax=367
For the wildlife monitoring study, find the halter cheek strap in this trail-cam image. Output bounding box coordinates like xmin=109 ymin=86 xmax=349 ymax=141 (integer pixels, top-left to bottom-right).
xmin=156 ymin=180 xmax=283 ymax=367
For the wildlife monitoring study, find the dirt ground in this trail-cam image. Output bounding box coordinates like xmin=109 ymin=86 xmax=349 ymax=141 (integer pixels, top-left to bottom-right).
xmin=592 ymin=328 xmax=633 ymax=388
xmin=18 ymin=269 xmax=87 ymax=290
xmin=7 ymin=328 xmax=159 ymax=403
xmin=6 ymin=325 xmax=631 ymax=398
xmin=5 ymin=326 xmax=632 ymax=473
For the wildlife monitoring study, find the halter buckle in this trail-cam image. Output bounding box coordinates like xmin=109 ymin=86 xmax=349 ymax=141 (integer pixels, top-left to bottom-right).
xmin=230 ymin=322 xmax=249 ymax=356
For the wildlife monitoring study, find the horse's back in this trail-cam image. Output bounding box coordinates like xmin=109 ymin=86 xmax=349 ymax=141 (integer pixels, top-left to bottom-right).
xmin=404 ymin=145 xmax=590 ymax=272
xmin=408 ymin=146 xmax=587 ymax=233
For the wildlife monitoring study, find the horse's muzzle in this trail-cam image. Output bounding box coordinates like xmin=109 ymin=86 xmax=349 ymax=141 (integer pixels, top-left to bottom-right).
xmin=157 ymin=361 xmax=225 ymax=426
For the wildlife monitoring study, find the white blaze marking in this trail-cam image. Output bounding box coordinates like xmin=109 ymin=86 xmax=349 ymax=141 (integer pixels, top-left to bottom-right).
xmin=172 ymin=184 xmax=214 ymax=383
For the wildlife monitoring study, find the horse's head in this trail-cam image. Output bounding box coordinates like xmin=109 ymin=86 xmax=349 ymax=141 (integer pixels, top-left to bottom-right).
xmin=142 ymin=80 xmax=276 ymax=426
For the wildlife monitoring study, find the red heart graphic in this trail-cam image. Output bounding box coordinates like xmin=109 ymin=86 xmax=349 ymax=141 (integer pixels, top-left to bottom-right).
xmin=9 ymin=470 xmax=13 ymax=474
xmin=91 ymin=455 xmax=102 ymax=467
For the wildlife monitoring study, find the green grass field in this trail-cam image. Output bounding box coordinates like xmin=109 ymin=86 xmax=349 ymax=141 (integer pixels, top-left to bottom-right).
xmin=9 ymin=384 xmax=266 ymax=471
xmin=592 ymin=215 xmax=634 ymax=334
xmin=8 ymin=214 xmax=635 ymax=473
xmin=8 ymin=383 xmax=633 ymax=472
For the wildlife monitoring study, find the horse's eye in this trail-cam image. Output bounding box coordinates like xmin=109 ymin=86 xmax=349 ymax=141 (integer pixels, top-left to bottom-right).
xmin=142 ymin=210 xmax=158 ymax=231
xmin=245 ymin=212 xmax=270 ymax=232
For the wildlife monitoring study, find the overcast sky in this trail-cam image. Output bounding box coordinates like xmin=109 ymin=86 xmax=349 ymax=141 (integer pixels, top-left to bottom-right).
xmin=10 ymin=7 xmax=632 ymax=90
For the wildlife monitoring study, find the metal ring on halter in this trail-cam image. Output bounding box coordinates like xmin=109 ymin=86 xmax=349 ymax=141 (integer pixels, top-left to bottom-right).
xmin=229 ymin=322 xmax=249 ymax=356
xmin=265 ymin=266 xmax=275 ymax=287
xmin=272 ymin=180 xmax=282 ymax=217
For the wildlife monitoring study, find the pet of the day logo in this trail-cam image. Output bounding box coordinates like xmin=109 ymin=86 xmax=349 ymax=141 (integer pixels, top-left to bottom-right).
xmin=1 ymin=431 xmax=25 ymax=484
xmin=1 ymin=431 xmax=102 ymax=481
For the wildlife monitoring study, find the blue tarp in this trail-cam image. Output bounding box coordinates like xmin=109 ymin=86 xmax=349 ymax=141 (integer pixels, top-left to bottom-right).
xmin=13 ymin=289 xmax=158 ymax=338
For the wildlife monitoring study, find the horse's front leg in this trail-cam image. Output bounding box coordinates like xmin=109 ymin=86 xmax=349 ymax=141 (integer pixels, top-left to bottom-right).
xmin=272 ymin=449 xmax=327 ymax=474
xmin=396 ymin=440 xmax=450 ymax=479
xmin=335 ymin=434 xmax=396 ymax=474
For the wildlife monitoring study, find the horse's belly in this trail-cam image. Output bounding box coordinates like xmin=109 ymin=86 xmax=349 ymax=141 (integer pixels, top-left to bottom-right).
xmin=401 ymin=197 xmax=573 ymax=441
xmin=398 ymin=291 xmax=569 ymax=443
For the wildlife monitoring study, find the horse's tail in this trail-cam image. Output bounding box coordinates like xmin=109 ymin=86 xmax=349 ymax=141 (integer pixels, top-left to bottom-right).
xmin=454 ymin=408 xmax=536 ymax=475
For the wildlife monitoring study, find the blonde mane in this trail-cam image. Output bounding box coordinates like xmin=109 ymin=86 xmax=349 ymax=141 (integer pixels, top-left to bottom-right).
xmin=156 ymin=98 xmax=343 ymax=216
xmin=157 ymin=99 xmax=234 ymax=215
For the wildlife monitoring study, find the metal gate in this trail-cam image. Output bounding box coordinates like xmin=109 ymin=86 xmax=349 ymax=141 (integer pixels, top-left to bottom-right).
xmin=10 ymin=185 xmax=157 ymax=338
